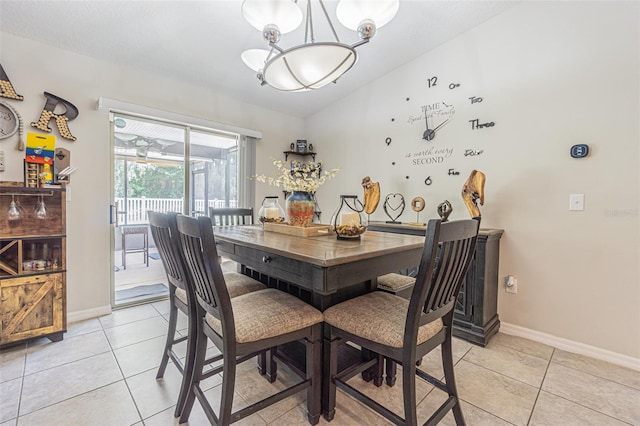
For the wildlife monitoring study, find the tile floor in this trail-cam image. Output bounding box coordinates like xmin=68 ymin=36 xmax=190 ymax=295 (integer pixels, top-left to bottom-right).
xmin=1 ymin=300 xmax=639 ymax=426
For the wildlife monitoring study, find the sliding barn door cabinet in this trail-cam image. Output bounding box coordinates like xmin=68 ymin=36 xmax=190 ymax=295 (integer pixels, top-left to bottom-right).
xmin=0 ymin=183 xmax=67 ymax=346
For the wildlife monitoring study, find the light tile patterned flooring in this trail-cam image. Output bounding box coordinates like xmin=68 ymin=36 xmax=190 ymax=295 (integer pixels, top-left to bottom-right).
xmin=1 ymin=300 xmax=639 ymax=426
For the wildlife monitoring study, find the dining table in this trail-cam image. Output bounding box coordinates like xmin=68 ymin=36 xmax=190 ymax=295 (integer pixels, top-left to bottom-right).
xmin=212 ymin=224 xmax=427 ymax=416
xmin=212 ymin=224 xmax=426 ymax=311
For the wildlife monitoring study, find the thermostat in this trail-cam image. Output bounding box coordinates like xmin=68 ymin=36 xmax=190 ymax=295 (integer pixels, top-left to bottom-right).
xmin=570 ymin=144 xmax=589 ymax=158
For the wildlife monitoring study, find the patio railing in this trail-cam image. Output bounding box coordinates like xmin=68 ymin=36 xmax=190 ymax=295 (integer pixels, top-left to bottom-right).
xmin=115 ymin=197 xmax=237 ymax=224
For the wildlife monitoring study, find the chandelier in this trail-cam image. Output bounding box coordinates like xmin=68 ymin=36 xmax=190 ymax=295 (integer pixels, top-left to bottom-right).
xmin=240 ymin=0 xmax=399 ymax=92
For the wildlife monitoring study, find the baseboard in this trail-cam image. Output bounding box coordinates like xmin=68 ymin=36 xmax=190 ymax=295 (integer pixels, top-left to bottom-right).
xmin=500 ymin=322 xmax=640 ymax=372
xmin=67 ymin=305 xmax=112 ymax=324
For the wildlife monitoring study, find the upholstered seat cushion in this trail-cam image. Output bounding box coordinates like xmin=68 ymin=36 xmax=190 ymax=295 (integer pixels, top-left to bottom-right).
xmin=223 ymin=272 xmax=266 ymax=298
xmin=173 ymin=272 xmax=264 ymax=304
xmin=205 ymin=288 xmax=323 ymax=343
xmin=324 ymin=291 xmax=442 ymax=348
xmin=377 ymin=273 xmax=416 ymax=291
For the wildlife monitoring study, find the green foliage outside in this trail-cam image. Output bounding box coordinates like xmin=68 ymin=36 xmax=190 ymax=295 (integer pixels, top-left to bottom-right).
xmin=114 ymin=160 xmax=185 ymax=198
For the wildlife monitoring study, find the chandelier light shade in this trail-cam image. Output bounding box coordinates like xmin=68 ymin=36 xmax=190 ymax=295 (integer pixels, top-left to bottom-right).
xmin=336 ymin=0 xmax=400 ymax=31
xmin=264 ymin=43 xmax=357 ymax=91
xmin=241 ymin=49 xmax=271 ymax=72
xmin=241 ymin=0 xmax=303 ymax=34
xmin=241 ymin=0 xmax=399 ymax=92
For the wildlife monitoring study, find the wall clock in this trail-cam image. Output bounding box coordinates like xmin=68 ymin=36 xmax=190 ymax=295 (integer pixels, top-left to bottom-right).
xmin=419 ymin=75 xmax=495 ymax=141
xmin=0 ymin=100 xmax=20 ymax=140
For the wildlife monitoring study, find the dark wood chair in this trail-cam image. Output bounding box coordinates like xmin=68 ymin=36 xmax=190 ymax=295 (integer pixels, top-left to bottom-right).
xmin=324 ymin=218 xmax=480 ymax=425
xmin=176 ymin=215 xmax=324 ymax=425
xmin=147 ymin=211 xmax=267 ymax=418
xmin=209 ymin=207 xmax=254 ymax=226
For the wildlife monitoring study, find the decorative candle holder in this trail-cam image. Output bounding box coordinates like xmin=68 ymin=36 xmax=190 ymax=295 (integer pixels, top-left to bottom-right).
xmin=330 ymin=195 xmax=367 ymax=240
xmin=258 ymin=196 xmax=285 ymax=226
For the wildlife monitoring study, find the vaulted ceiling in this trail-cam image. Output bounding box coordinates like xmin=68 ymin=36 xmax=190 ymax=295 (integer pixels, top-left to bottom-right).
xmin=0 ymin=1 xmax=518 ymax=118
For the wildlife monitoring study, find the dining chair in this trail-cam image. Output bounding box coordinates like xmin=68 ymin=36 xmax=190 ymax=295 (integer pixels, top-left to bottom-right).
xmin=376 ymin=272 xmax=418 ymax=386
xmin=324 ymin=218 xmax=480 ymax=425
xmin=176 ymin=214 xmax=324 ymax=425
xmin=377 ymin=272 xmax=416 ymax=299
xmin=147 ymin=211 xmax=267 ymax=417
xmin=209 ymin=207 xmax=254 ymax=226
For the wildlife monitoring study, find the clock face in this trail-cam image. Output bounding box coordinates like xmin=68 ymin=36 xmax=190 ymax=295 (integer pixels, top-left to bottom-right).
xmin=390 ymin=75 xmax=496 ymax=186
xmin=0 ymin=101 xmax=20 ymax=140
xmin=418 ymin=75 xmax=495 ymax=142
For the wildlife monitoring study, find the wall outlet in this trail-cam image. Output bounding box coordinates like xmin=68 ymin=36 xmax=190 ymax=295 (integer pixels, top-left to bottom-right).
xmin=569 ymin=193 xmax=584 ymax=211
xmin=505 ymin=275 xmax=518 ymax=294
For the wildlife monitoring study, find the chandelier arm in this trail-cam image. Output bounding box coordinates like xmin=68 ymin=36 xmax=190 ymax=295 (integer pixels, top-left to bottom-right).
xmin=306 ymin=1 xmax=314 ymax=43
xmin=351 ymin=38 xmax=371 ymax=49
xmin=318 ymin=0 xmax=340 ymax=43
xmin=266 ymin=47 xmax=278 ymax=62
xmin=269 ymin=43 xmax=285 ymax=54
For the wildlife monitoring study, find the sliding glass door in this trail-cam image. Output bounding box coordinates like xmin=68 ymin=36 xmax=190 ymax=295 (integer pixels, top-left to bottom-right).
xmin=110 ymin=113 xmax=239 ymax=307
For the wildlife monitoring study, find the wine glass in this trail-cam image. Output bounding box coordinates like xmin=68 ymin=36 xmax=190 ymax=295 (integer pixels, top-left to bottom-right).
xmin=7 ymin=195 xmax=21 ymax=221
xmin=35 ymin=195 xmax=47 ymax=220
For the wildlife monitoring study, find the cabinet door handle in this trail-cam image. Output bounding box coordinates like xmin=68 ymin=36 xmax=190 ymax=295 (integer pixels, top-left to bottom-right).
xmin=262 ymin=255 xmax=272 ymax=263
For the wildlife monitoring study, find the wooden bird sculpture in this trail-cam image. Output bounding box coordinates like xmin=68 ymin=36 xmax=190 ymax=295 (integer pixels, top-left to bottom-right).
xmin=361 ymin=176 xmax=380 ymax=215
xmin=462 ymin=169 xmax=486 ymax=218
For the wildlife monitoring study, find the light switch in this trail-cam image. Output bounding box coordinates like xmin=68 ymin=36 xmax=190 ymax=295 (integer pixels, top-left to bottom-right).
xmin=569 ymin=194 xmax=584 ymax=211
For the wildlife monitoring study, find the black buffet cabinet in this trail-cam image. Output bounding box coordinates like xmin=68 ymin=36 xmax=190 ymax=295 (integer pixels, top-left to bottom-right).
xmin=367 ymin=222 xmax=504 ymax=346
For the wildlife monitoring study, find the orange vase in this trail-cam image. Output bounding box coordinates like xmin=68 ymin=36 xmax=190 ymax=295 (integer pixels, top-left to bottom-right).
xmin=286 ymin=191 xmax=315 ymax=227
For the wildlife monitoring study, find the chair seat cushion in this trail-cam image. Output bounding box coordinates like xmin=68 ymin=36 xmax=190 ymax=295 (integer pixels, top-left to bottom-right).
xmin=206 ymin=288 xmax=323 ymax=343
xmin=174 ymin=272 xmax=263 ymax=304
xmin=377 ymin=273 xmax=416 ymax=291
xmin=224 ymin=272 xmax=267 ymax=298
xmin=324 ymin=291 xmax=442 ymax=348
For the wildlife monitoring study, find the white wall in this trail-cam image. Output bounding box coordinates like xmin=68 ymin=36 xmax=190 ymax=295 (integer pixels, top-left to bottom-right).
xmin=1 ymin=1 xmax=637 ymax=363
xmin=306 ymin=1 xmax=640 ymax=359
xmin=0 ymin=33 xmax=304 ymax=316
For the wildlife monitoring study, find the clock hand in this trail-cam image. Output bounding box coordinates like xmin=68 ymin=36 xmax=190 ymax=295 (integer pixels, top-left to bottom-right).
xmin=433 ymin=117 xmax=450 ymax=132
xmin=422 ymin=107 xmax=435 ymax=141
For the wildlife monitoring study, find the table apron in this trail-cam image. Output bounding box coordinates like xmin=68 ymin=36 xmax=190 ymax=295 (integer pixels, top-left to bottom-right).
xmin=217 ymin=241 xmax=422 ymax=296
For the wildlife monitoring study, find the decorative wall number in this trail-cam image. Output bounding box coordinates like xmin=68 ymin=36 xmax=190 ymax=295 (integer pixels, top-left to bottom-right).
xmin=464 ymin=149 xmax=484 ymax=156
xmin=469 ymin=119 xmax=495 ymax=130
xmin=385 ymin=137 xmax=392 ymax=146
xmin=427 ymin=76 xmax=437 ymax=88
xmin=448 ymin=169 xmax=460 ymax=176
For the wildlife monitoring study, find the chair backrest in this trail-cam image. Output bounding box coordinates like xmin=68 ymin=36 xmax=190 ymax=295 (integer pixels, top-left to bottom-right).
xmin=406 ymin=218 xmax=480 ymax=338
xmin=148 ymin=211 xmax=190 ymax=293
xmin=176 ymin=214 xmax=234 ymax=337
xmin=209 ymin=207 xmax=254 ymax=226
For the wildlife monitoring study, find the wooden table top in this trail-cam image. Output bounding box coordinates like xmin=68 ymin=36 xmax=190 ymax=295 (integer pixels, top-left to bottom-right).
xmin=213 ymin=225 xmax=426 ymax=268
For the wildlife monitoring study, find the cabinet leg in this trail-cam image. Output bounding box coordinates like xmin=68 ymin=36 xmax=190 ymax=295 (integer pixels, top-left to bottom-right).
xmin=47 ymin=332 xmax=64 ymax=342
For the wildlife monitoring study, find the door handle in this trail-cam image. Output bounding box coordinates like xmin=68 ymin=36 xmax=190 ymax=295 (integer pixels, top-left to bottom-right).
xmin=109 ymin=205 xmax=117 ymax=225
